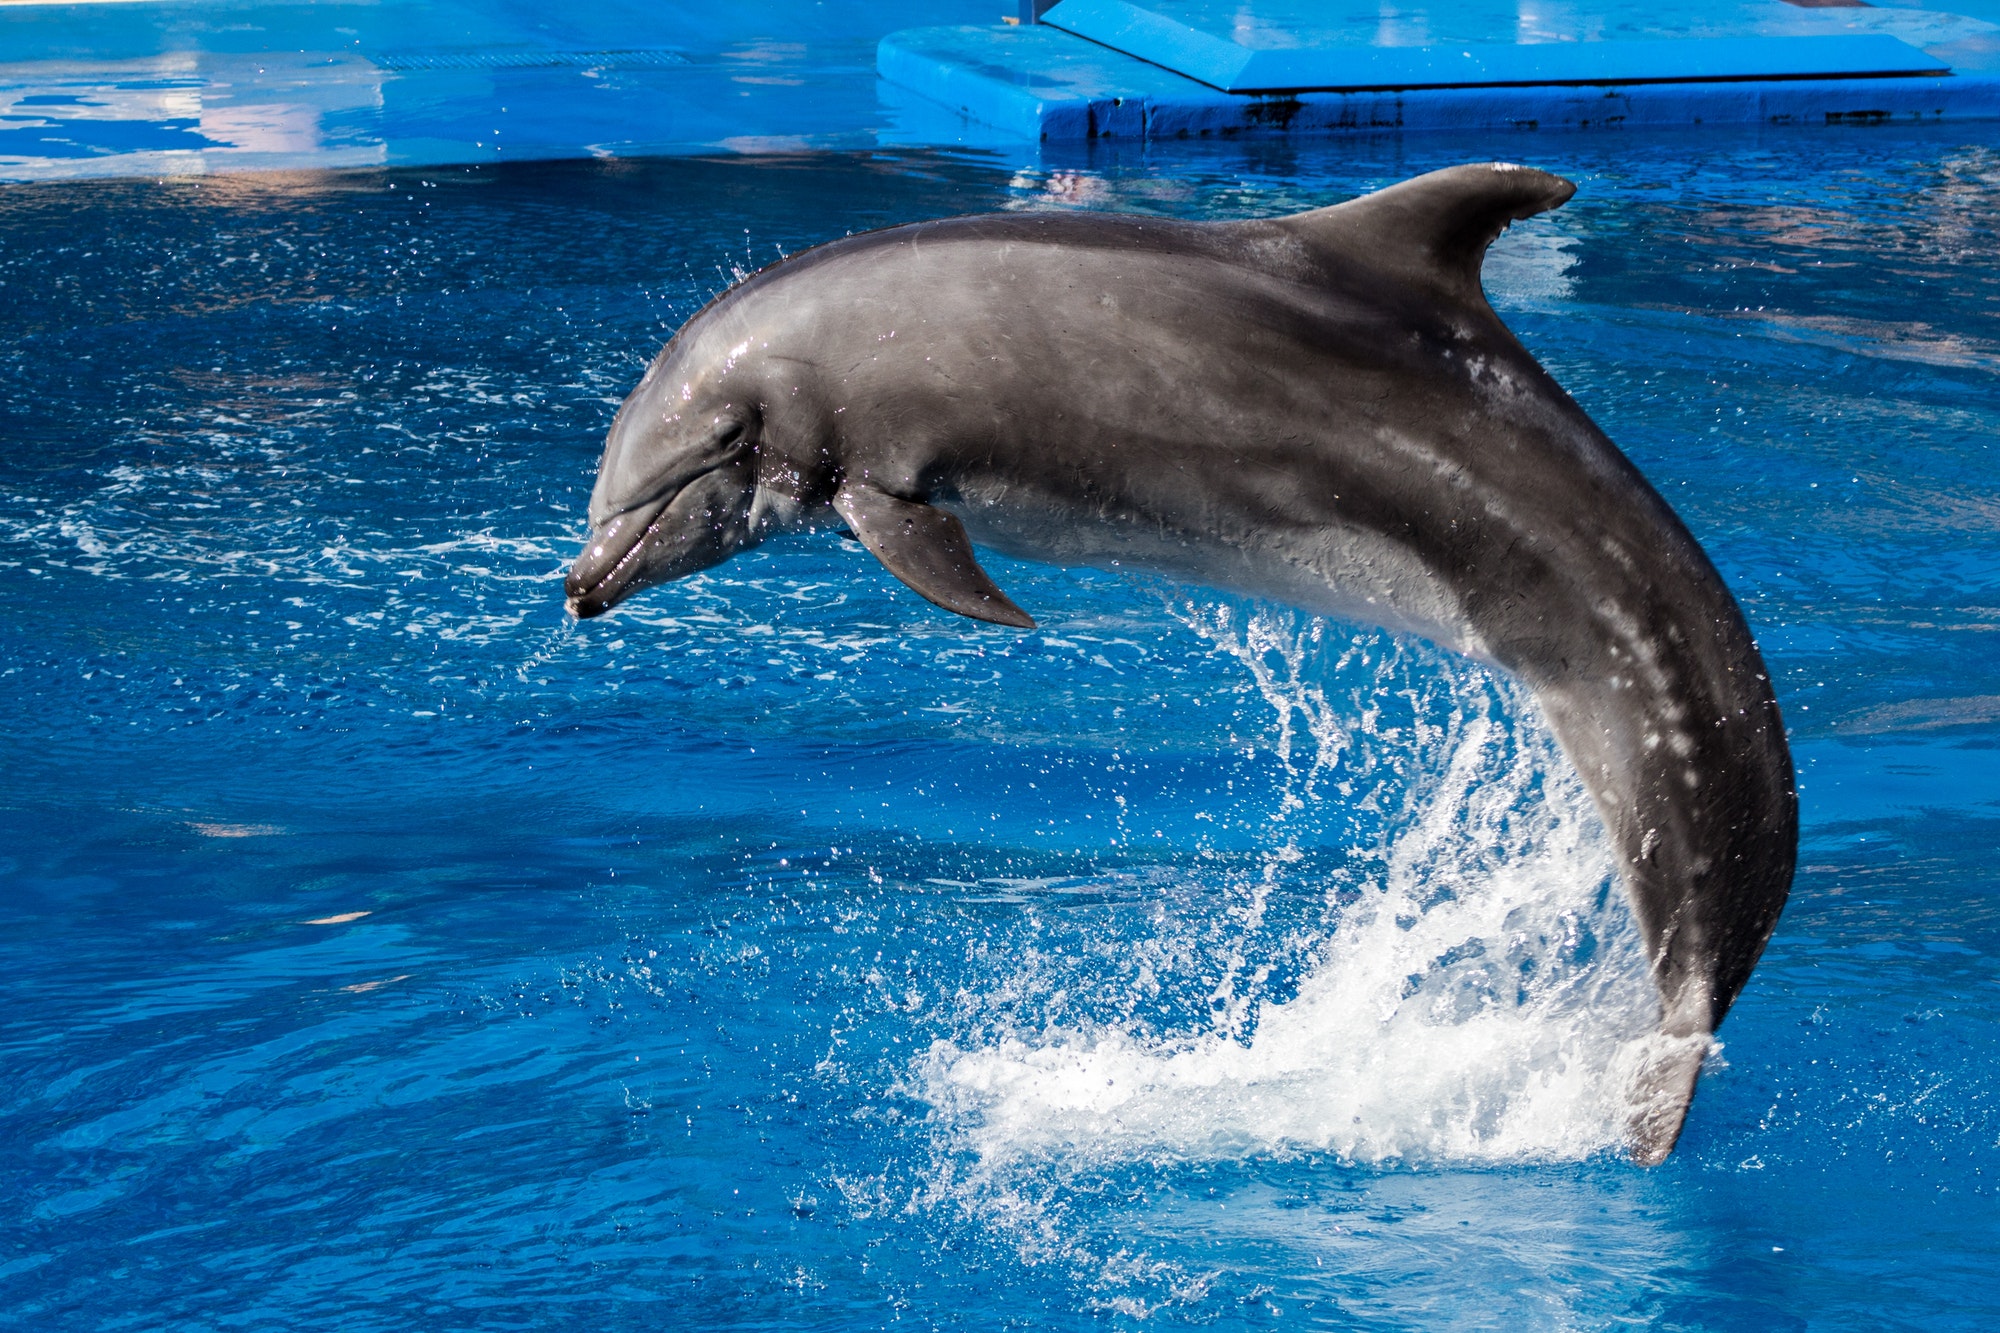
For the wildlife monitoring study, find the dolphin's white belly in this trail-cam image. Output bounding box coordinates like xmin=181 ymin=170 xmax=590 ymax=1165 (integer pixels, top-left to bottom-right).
xmin=945 ymin=481 xmax=1489 ymax=661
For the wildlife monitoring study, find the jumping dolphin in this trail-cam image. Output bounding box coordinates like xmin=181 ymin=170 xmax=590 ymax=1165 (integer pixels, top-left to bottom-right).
xmin=564 ymin=163 xmax=1796 ymax=1163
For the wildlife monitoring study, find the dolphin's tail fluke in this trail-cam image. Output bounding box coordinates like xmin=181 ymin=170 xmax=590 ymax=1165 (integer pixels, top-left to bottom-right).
xmin=1532 ymin=568 xmax=1796 ymax=1165
xmin=1622 ymin=1029 xmax=1714 ymax=1165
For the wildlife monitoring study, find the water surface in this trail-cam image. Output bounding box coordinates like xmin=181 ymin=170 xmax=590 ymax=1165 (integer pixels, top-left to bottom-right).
xmin=2 ymin=132 xmax=1997 ymax=1328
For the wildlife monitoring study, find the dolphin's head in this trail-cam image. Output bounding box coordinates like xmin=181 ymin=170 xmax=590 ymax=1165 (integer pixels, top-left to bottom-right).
xmin=565 ymin=324 xmax=771 ymax=619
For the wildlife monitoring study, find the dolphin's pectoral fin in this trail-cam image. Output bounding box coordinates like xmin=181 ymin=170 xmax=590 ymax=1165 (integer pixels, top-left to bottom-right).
xmin=1278 ymin=162 xmax=1577 ymax=307
xmin=833 ymin=485 xmax=1036 ymax=629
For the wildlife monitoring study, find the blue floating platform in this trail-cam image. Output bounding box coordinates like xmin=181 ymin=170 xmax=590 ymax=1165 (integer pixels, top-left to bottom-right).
xmin=1045 ymin=0 xmax=1945 ymax=92
xmin=879 ymin=0 xmax=2000 ymax=143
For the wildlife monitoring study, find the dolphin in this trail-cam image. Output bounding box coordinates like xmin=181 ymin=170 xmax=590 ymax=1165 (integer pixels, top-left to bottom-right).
xmin=564 ymin=163 xmax=1795 ymax=1164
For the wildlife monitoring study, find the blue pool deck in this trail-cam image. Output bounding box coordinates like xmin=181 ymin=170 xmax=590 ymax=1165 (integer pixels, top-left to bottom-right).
xmin=3 ymin=0 xmax=2000 ymax=179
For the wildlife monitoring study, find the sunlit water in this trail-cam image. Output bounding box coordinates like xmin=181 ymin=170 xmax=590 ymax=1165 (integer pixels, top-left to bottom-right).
xmin=2 ymin=133 xmax=1997 ymax=1329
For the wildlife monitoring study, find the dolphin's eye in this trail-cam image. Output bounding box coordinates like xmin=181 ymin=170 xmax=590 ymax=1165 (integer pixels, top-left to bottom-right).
xmin=712 ymin=419 xmax=747 ymax=449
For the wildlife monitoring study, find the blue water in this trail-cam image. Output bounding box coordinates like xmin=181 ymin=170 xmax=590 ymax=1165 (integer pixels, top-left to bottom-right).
xmin=3 ymin=131 xmax=1997 ymax=1328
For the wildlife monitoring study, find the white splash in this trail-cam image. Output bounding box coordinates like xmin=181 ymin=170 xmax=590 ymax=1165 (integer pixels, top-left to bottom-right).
xmin=921 ymin=605 xmax=1661 ymax=1167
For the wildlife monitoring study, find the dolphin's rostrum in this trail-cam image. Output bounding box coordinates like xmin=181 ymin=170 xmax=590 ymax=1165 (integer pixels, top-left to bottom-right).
xmin=566 ymin=163 xmax=1796 ymax=1164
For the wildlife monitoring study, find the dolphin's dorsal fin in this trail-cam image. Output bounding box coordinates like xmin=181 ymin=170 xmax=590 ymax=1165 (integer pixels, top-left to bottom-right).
xmin=1275 ymin=162 xmax=1576 ymax=308
xmin=834 ymin=485 xmax=1036 ymax=629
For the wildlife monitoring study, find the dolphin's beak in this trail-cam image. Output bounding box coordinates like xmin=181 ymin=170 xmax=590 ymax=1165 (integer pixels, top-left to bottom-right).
xmin=565 ymin=496 xmax=673 ymax=618
xmin=565 ymin=463 xmax=756 ymax=618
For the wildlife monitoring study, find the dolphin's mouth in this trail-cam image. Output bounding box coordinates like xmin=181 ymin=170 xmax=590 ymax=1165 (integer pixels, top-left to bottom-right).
xmin=565 ymin=462 xmax=755 ymax=618
xmin=565 ymin=495 xmax=675 ymax=618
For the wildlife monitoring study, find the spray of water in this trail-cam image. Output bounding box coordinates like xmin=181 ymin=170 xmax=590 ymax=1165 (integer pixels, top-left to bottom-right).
xmin=919 ymin=600 xmax=1662 ymax=1169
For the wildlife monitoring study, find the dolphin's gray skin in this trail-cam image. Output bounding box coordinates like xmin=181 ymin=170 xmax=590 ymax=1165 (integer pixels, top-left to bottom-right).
xmin=565 ymin=163 xmax=1795 ymax=1163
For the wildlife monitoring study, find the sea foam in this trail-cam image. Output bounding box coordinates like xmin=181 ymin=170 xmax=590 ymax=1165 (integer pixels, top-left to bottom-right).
xmin=922 ymin=602 xmax=1662 ymax=1167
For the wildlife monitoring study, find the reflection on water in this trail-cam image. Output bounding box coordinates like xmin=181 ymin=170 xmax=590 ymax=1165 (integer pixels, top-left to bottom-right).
xmin=0 ymin=0 xmax=1013 ymax=183
xmin=0 ymin=53 xmax=385 ymax=179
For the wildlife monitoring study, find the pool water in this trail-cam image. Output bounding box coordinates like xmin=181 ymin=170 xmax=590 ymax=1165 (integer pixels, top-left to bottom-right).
xmin=3 ymin=132 xmax=1997 ymax=1328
